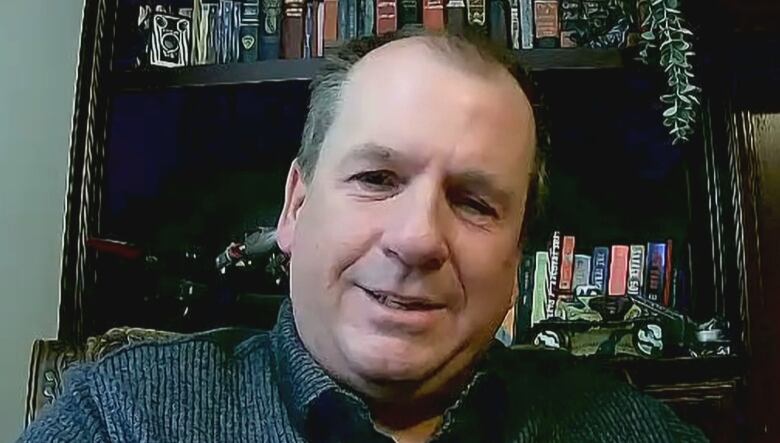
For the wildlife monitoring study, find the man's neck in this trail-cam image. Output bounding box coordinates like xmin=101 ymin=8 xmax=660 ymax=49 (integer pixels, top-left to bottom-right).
xmin=375 ymin=414 xmax=443 ymax=443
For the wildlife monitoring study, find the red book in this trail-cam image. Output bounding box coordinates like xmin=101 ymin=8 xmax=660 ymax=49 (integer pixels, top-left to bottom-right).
xmin=423 ymin=0 xmax=445 ymax=30
xmin=608 ymin=245 xmax=629 ymax=296
xmin=323 ymin=0 xmax=338 ymax=42
xmin=376 ymin=0 xmax=398 ymax=35
xmin=663 ymin=239 xmax=673 ymax=306
xmin=557 ymin=235 xmax=575 ymax=297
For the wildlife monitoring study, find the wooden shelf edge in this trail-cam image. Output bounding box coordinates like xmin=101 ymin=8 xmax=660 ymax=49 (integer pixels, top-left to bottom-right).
xmin=111 ymin=48 xmax=628 ymax=92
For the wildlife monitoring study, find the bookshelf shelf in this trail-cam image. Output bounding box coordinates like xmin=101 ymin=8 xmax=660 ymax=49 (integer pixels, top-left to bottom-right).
xmin=111 ymin=48 xmax=626 ymax=92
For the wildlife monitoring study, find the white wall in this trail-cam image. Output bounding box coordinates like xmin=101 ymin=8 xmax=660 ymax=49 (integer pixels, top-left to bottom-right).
xmin=0 ymin=1 xmax=84 ymax=440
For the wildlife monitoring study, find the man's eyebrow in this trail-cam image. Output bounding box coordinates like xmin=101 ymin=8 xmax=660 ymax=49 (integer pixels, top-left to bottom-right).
xmin=448 ymin=170 xmax=515 ymax=208
xmin=339 ymin=142 xmax=409 ymax=166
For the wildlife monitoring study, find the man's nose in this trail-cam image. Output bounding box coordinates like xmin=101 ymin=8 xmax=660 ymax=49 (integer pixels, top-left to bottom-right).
xmin=381 ymin=189 xmax=451 ymax=271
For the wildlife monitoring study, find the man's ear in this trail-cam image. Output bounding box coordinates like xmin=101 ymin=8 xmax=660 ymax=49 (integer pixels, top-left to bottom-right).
xmin=276 ymin=159 xmax=308 ymax=254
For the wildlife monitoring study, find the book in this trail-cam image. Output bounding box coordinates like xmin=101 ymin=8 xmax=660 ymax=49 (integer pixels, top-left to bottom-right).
xmin=515 ymin=254 xmax=535 ymax=342
xmin=559 ymin=0 xmax=581 ymax=48
xmin=519 ymin=0 xmax=533 ymax=49
xmin=546 ymin=231 xmax=561 ymax=318
xmin=627 ymin=244 xmax=645 ymax=297
xmin=591 ymin=246 xmax=609 ymax=295
xmin=194 ymin=0 xmax=220 ymax=64
xmin=466 ymin=0 xmax=488 ymax=34
xmin=663 ymin=239 xmax=673 ymax=306
xmin=358 ymin=0 xmax=375 ymax=36
xmin=375 ymin=0 xmax=397 ymax=34
xmin=572 ymin=254 xmax=591 ymax=292
xmin=282 ymin=0 xmax=305 ymax=58
xmin=239 ymin=0 xmax=260 ymax=62
xmin=645 ymin=242 xmax=667 ymax=303
xmin=531 ymin=251 xmax=549 ymax=327
xmin=557 ymin=235 xmax=575 ymax=297
xmin=323 ymin=0 xmax=339 ymax=42
xmin=508 ymin=0 xmax=520 ymax=49
xmin=533 ymin=0 xmax=559 ymax=48
xmin=423 ymin=0 xmax=446 ymax=31
xmin=445 ymin=0 xmax=467 ymax=34
xmin=217 ymin=0 xmax=241 ymax=64
xmin=608 ymin=245 xmax=629 ymax=296
xmin=489 ymin=0 xmax=509 ymax=47
xmin=260 ymin=0 xmax=282 ymax=59
xmin=398 ymin=0 xmax=420 ymax=28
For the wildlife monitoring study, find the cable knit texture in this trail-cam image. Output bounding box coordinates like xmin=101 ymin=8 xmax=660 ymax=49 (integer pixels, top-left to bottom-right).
xmin=18 ymin=299 xmax=708 ymax=442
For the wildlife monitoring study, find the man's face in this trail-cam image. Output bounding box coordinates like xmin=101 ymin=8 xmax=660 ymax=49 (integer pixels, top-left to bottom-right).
xmin=277 ymin=39 xmax=536 ymax=399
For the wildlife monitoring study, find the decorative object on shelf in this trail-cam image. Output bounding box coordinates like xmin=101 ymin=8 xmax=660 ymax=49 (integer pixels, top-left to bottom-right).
xmin=150 ymin=13 xmax=192 ymax=68
xmin=638 ymin=0 xmax=700 ymax=145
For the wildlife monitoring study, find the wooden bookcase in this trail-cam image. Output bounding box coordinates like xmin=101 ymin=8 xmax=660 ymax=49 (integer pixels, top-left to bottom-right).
xmin=59 ymin=0 xmax=780 ymax=441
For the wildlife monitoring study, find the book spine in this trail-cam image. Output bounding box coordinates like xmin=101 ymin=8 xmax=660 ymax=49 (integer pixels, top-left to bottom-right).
xmin=324 ymin=0 xmax=338 ymax=42
xmin=362 ymin=0 xmax=375 ymax=35
xmin=557 ymin=235 xmax=575 ymax=297
xmin=627 ymin=244 xmax=645 ymax=297
xmin=304 ymin=0 xmax=315 ymax=58
xmin=399 ymin=0 xmax=420 ymax=28
xmin=282 ymin=0 xmax=305 ymax=58
xmin=239 ymin=0 xmax=261 ymax=62
xmin=546 ymin=231 xmax=561 ymax=318
xmin=663 ymin=239 xmax=673 ymax=306
xmin=508 ymin=0 xmax=520 ymax=50
xmin=515 ymin=254 xmax=535 ymax=342
xmin=376 ymin=0 xmax=397 ymax=34
xmin=423 ymin=0 xmax=446 ymax=31
xmin=572 ymin=254 xmax=591 ymax=292
xmin=356 ymin=0 xmax=364 ymax=35
xmin=260 ymin=0 xmax=282 ymax=59
xmin=531 ymin=251 xmax=549 ymax=327
xmin=608 ymin=245 xmax=629 ymax=296
xmin=445 ymin=0 xmax=467 ymax=34
xmin=317 ymin=0 xmax=325 ymax=55
xmin=488 ymin=0 xmax=509 ymax=47
xmin=347 ymin=0 xmax=358 ymax=37
xmin=519 ymin=0 xmax=533 ymax=49
xmin=559 ymin=0 xmax=579 ymax=48
xmin=533 ymin=0 xmax=558 ymax=48
xmin=591 ymin=246 xmax=610 ymax=295
xmin=645 ymin=242 xmax=667 ymax=303
xmin=466 ymin=0 xmax=488 ymax=34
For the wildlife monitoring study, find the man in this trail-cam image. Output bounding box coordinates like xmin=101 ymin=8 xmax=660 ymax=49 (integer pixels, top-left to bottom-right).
xmin=19 ymin=31 xmax=706 ymax=442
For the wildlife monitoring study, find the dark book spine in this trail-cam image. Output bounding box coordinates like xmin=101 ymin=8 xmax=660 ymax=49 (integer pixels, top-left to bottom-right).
xmin=324 ymin=0 xmax=338 ymax=42
xmin=533 ymin=0 xmax=558 ymax=48
xmin=572 ymin=254 xmax=591 ymax=292
xmin=423 ymin=0 xmax=446 ymax=31
xmin=608 ymin=245 xmax=629 ymax=296
xmin=217 ymin=0 xmax=236 ymax=64
xmin=282 ymin=0 xmax=305 ymax=58
xmin=466 ymin=0 xmax=488 ymax=34
xmin=559 ymin=0 xmax=580 ymax=48
xmin=239 ymin=0 xmax=261 ymax=62
xmin=515 ymin=254 xmax=535 ymax=343
xmin=488 ymin=0 xmax=509 ymax=47
xmin=518 ymin=0 xmax=532 ymax=49
xmin=663 ymin=239 xmax=673 ymax=306
xmin=260 ymin=0 xmax=282 ymax=59
xmin=627 ymin=244 xmax=645 ymax=297
xmin=508 ymin=0 xmax=520 ymax=49
xmin=644 ymin=242 xmax=667 ymax=303
xmin=557 ymin=235 xmax=575 ymax=297
xmin=531 ymin=251 xmax=549 ymax=327
xmin=445 ymin=0 xmax=467 ymax=34
xmin=347 ymin=0 xmax=358 ymax=38
xmin=591 ymin=246 xmax=609 ymax=295
xmin=399 ymin=0 xmax=421 ymax=28
xmin=376 ymin=0 xmax=397 ymax=34
xmin=546 ymin=231 xmax=561 ymax=318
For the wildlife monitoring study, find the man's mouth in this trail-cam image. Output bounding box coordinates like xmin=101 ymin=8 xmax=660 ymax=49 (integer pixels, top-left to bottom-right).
xmin=359 ymin=286 xmax=446 ymax=311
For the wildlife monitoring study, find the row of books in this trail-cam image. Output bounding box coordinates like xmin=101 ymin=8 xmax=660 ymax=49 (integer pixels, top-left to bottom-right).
xmin=136 ymin=0 xmax=642 ymax=68
xmin=506 ymin=231 xmax=687 ymax=338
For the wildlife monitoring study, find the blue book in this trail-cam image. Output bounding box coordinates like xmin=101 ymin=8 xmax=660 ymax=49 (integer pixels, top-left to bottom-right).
xmin=645 ymin=242 xmax=667 ymax=303
xmin=572 ymin=254 xmax=591 ymax=291
xmin=590 ymin=247 xmax=610 ymax=295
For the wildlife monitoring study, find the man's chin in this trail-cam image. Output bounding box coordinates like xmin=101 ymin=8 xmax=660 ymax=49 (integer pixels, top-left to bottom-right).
xmin=341 ymin=337 xmax=445 ymax=385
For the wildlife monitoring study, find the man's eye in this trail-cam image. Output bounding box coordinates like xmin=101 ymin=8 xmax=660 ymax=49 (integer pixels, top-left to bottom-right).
xmin=453 ymin=196 xmax=498 ymax=218
xmin=350 ymin=170 xmax=400 ymax=190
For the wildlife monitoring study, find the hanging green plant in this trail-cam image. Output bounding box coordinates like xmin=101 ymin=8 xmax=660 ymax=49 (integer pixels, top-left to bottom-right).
xmin=637 ymin=0 xmax=701 ymax=145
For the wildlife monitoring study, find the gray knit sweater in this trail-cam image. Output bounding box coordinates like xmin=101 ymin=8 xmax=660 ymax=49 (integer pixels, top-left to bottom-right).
xmin=19 ymin=299 xmax=707 ymax=442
